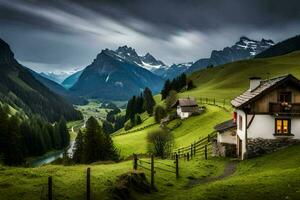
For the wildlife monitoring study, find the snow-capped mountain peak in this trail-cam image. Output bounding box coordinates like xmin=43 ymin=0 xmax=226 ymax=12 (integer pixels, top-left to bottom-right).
xmin=235 ymin=36 xmax=275 ymax=56
xmin=102 ymin=46 xmax=168 ymax=72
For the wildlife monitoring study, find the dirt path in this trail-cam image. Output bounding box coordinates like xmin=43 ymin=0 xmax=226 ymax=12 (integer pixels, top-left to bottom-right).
xmin=185 ymin=161 xmax=238 ymax=188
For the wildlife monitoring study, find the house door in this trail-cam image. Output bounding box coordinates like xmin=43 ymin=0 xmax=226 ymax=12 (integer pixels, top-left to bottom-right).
xmin=238 ymin=137 xmax=242 ymax=159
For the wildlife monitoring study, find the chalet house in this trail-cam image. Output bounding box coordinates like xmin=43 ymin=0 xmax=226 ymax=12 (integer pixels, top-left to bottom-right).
xmin=172 ymin=98 xmax=199 ymax=119
xmin=215 ymin=74 xmax=300 ymax=159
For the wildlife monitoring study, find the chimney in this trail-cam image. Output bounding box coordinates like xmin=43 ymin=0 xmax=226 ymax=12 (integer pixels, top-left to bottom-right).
xmin=249 ymin=77 xmax=261 ymax=91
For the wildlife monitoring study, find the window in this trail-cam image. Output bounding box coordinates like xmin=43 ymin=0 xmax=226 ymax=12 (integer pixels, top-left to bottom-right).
xmin=275 ymin=119 xmax=291 ymax=134
xmin=279 ymin=92 xmax=292 ymax=103
xmin=238 ymin=115 xmax=243 ymax=131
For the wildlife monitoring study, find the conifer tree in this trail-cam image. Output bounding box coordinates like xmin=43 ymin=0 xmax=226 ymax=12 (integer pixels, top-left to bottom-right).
xmin=73 ymin=130 xmax=84 ymax=163
xmin=143 ymin=87 xmax=156 ymax=115
xmin=83 ymin=117 xmax=105 ymax=163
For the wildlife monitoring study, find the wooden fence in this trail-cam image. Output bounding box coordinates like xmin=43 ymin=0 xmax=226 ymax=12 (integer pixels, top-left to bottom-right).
xmin=172 ymin=132 xmax=216 ymax=161
xmin=42 ymin=167 xmax=93 ymax=200
xmin=198 ymin=97 xmax=231 ymax=110
xmin=133 ymin=154 xmax=179 ymax=188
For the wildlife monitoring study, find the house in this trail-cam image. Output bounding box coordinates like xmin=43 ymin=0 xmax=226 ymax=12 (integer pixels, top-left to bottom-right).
xmin=213 ymin=119 xmax=237 ymax=157
xmin=172 ymin=97 xmax=200 ymax=119
xmin=215 ymin=74 xmax=300 ymax=160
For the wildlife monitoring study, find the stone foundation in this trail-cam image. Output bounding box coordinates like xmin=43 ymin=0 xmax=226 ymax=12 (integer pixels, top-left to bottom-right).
xmin=212 ymin=140 xmax=237 ymax=157
xmin=247 ymin=138 xmax=300 ymax=158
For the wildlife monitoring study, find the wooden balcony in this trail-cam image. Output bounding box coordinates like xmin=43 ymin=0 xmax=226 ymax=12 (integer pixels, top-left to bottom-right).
xmin=269 ymin=102 xmax=300 ymax=114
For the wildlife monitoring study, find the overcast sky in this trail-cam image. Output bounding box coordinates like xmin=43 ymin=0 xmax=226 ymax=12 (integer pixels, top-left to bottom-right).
xmin=0 ymin=0 xmax=300 ymax=73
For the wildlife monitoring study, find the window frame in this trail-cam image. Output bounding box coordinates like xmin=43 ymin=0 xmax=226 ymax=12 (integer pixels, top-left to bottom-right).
xmin=275 ymin=118 xmax=291 ymax=135
xmin=278 ymin=92 xmax=292 ymax=103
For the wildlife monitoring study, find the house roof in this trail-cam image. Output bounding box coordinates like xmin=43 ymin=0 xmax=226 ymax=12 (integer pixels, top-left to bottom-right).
xmin=181 ymin=106 xmax=198 ymax=113
xmin=231 ymin=74 xmax=300 ymax=108
xmin=172 ymin=98 xmax=198 ymax=108
xmin=214 ymin=119 xmax=236 ymax=133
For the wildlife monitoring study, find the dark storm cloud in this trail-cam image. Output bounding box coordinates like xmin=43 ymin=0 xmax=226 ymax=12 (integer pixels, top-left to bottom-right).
xmin=0 ymin=0 xmax=300 ymax=72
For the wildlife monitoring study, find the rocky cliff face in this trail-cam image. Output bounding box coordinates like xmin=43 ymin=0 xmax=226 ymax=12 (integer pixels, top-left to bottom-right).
xmin=0 ymin=39 xmax=16 ymax=65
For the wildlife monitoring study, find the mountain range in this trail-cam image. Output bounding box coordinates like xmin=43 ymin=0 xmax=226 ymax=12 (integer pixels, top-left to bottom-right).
xmin=60 ymin=37 xmax=274 ymax=100
xmin=186 ymin=37 xmax=274 ymax=73
xmin=70 ymin=47 xmax=164 ymax=100
xmin=0 ymin=38 xmax=82 ymax=122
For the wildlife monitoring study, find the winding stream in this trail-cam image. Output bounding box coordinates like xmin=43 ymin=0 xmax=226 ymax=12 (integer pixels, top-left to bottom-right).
xmin=30 ymin=141 xmax=75 ymax=167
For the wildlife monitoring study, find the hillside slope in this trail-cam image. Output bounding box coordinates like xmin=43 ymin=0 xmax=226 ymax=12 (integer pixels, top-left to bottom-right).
xmin=61 ymin=70 xmax=83 ymax=89
xmin=256 ymin=35 xmax=300 ymax=58
xmin=184 ymin=50 xmax=300 ymax=100
xmin=27 ymin=68 xmax=87 ymax=105
xmin=0 ymin=38 xmax=82 ymax=122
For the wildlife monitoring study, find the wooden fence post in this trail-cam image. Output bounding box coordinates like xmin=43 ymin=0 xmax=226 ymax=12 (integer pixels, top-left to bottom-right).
xmin=204 ymin=145 xmax=208 ymax=160
xmin=187 ymin=153 xmax=190 ymax=161
xmin=48 ymin=176 xmax=52 ymax=200
xmin=190 ymin=144 xmax=193 ymax=158
xmin=213 ymin=98 xmax=216 ymax=105
xmin=193 ymin=142 xmax=196 ymax=155
xmin=86 ymin=168 xmax=91 ymax=200
xmin=175 ymin=153 xmax=179 ymax=179
xmin=133 ymin=154 xmax=138 ymax=170
xmin=150 ymin=154 xmax=155 ymax=189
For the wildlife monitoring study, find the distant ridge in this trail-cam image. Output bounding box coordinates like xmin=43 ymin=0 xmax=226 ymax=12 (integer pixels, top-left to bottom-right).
xmin=256 ymin=35 xmax=300 ymax=58
xmin=0 ymin=38 xmax=82 ymax=122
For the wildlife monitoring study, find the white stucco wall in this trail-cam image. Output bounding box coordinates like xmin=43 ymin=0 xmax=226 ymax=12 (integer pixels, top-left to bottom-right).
xmin=236 ymin=109 xmax=247 ymax=160
xmin=217 ymin=131 xmax=236 ymax=144
xmin=177 ymin=107 xmax=190 ymax=119
xmin=291 ymin=119 xmax=300 ymax=139
xmin=248 ymin=115 xmax=300 ymax=139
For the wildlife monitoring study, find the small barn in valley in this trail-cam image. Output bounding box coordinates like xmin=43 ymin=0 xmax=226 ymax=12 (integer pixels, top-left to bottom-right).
xmin=214 ymin=74 xmax=300 ymax=160
xmin=172 ymin=97 xmax=199 ymax=119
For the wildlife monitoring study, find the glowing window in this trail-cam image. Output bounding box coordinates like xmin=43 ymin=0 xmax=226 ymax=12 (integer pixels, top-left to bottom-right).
xmin=275 ymin=119 xmax=290 ymax=134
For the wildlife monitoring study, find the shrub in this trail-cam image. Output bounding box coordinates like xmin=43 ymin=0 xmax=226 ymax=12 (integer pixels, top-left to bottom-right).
xmin=147 ymin=128 xmax=174 ymax=158
xmin=124 ymin=120 xmax=133 ymax=131
xmin=135 ymin=114 xmax=142 ymax=125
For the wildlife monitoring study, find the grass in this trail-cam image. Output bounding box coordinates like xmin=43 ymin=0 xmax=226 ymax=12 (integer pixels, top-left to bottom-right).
xmin=155 ymin=144 xmax=300 ymax=200
xmin=4 ymin=144 xmax=300 ymax=200
xmin=0 ymin=154 xmax=228 ymax=200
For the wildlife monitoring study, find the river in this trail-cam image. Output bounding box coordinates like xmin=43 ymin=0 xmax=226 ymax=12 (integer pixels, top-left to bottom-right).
xmin=30 ymin=141 xmax=75 ymax=167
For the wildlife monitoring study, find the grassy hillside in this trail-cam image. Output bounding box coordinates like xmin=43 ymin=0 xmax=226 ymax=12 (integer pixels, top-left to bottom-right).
xmin=2 ymin=143 xmax=300 ymax=200
xmin=149 ymin=144 xmax=300 ymax=200
xmin=184 ymin=50 xmax=300 ymax=100
xmin=113 ymin=105 xmax=231 ymax=157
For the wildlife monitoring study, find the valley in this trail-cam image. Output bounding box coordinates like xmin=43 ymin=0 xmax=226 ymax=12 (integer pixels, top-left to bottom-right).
xmin=1 ymin=29 xmax=300 ymax=200
xmin=0 ymin=46 xmax=300 ymax=199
